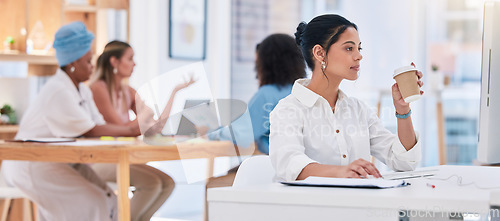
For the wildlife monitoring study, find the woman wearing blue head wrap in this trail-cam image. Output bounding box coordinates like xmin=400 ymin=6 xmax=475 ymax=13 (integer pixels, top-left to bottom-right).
xmin=2 ymin=22 xmax=141 ymax=221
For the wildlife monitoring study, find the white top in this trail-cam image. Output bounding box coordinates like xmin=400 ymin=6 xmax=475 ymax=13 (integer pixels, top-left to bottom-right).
xmin=269 ymin=79 xmax=421 ymax=182
xmin=15 ymin=69 xmax=105 ymax=139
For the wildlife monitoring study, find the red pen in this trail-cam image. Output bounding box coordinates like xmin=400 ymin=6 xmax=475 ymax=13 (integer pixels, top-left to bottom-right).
xmin=426 ymin=183 xmax=435 ymax=188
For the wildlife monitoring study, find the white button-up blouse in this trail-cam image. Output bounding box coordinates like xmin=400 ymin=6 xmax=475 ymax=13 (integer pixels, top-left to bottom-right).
xmin=269 ymin=79 xmax=421 ymax=182
xmin=15 ymin=69 xmax=105 ymax=139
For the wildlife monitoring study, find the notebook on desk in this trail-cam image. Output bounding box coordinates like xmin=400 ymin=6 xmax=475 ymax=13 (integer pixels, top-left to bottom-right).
xmin=281 ymin=176 xmax=409 ymax=189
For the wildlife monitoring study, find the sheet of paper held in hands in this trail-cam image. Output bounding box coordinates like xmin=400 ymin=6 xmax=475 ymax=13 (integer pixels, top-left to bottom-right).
xmin=281 ymin=176 xmax=409 ymax=189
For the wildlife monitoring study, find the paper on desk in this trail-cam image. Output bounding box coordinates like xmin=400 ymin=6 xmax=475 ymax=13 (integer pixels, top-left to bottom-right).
xmin=50 ymin=140 xmax=134 ymax=146
xmin=7 ymin=138 xmax=76 ymax=143
xmin=281 ymin=176 xmax=409 ymax=189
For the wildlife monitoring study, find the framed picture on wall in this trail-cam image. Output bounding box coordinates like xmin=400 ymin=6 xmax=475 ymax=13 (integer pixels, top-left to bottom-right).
xmin=169 ymin=0 xmax=207 ymax=60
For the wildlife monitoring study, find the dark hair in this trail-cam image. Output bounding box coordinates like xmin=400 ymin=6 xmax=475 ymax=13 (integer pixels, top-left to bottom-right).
xmin=294 ymin=14 xmax=357 ymax=71
xmin=255 ymin=34 xmax=306 ymax=87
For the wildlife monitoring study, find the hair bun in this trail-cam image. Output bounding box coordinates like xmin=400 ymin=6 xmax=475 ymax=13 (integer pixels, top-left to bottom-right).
xmin=294 ymin=22 xmax=307 ymax=46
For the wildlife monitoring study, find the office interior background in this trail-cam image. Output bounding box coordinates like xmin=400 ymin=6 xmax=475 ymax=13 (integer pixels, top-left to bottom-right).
xmin=0 ymin=0 xmax=486 ymax=219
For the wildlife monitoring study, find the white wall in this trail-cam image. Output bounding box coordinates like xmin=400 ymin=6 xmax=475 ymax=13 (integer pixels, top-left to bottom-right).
xmin=338 ymin=0 xmax=425 ymax=94
xmin=130 ymin=0 xmax=231 ymax=100
xmin=0 ymin=77 xmax=38 ymax=120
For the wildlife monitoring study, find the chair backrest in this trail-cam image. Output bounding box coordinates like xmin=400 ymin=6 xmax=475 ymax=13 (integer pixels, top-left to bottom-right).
xmin=232 ymin=155 xmax=275 ymax=187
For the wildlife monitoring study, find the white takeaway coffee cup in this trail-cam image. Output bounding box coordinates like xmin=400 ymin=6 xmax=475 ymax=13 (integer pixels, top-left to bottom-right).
xmin=393 ymin=66 xmax=421 ymax=103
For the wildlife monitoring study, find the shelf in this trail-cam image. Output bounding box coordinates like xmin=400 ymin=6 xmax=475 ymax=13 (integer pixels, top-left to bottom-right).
xmin=0 ymin=125 xmax=18 ymax=133
xmin=64 ymin=4 xmax=97 ymax=12
xmin=0 ymin=53 xmax=58 ymax=65
xmin=98 ymin=0 xmax=129 ymax=9
xmin=0 ymin=0 xmax=129 ymax=76
xmin=0 ymin=125 xmax=18 ymax=140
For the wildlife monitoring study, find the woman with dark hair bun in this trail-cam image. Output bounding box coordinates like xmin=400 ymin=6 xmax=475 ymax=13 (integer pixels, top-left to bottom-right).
xmin=270 ymin=14 xmax=424 ymax=182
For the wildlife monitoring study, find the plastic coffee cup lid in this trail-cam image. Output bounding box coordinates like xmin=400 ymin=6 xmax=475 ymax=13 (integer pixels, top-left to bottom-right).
xmin=404 ymin=94 xmax=421 ymax=103
xmin=393 ymin=66 xmax=418 ymax=78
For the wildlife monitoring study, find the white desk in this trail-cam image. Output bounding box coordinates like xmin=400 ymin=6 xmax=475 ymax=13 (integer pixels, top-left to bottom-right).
xmin=208 ymin=165 xmax=500 ymax=221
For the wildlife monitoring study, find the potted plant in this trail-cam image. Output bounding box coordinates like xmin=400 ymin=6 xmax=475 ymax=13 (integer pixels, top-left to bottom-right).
xmin=429 ymin=64 xmax=444 ymax=91
xmin=3 ymin=36 xmax=14 ymax=51
xmin=0 ymin=104 xmax=17 ymax=124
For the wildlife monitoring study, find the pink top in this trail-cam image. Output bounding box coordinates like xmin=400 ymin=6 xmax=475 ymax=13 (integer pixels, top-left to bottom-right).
xmin=113 ymin=88 xmax=132 ymax=124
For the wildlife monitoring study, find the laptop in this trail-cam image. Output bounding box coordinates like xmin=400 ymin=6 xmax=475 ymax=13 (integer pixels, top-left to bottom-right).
xmin=161 ymin=99 xmax=245 ymax=138
xmin=174 ymin=99 xmax=211 ymax=136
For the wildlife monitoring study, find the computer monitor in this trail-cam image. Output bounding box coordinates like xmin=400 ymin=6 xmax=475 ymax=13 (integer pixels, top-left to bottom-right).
xmin=477 ymin=1 xmax=500 ymax=164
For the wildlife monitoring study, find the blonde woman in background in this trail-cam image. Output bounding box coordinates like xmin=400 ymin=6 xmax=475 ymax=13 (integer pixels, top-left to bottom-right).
xmin=89 ymin=40 xmax=194 ymax=221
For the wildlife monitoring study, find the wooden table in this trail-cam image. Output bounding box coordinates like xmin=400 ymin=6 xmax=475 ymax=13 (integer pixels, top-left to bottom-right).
xmin=0 ymin=138 xmax=253 ymax=221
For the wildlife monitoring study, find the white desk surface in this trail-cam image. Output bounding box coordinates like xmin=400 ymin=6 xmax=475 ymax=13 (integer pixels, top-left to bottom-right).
xmin=208 ymin=165 xmax=500 ymax=214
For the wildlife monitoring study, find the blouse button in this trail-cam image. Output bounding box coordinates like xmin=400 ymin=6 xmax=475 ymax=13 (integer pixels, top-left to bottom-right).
xmin=342 ymin=154 xmax=347 ymax=158
xmin=336 ymin=129 xmax=340 ymax=133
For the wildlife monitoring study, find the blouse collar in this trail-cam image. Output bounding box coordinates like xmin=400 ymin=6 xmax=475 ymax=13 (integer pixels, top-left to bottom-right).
xmin=291 ymin=78 xmax=348 ymax=108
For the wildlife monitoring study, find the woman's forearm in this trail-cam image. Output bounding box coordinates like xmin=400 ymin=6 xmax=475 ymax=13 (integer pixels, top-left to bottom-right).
xmin=84 ymin=124 xmax=140 ymax=137
xmin=126 ymin=118 xmax=138 ymax=127
xmin=159 ymin=89 xmax=178 ymax=121
xmin=297 ymin=163 xmax=340 ymax=180
xmin=142 ymin=89 xmax=178 ymax=136
xmin=396 ymin=108 xmax=417 ymax=151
